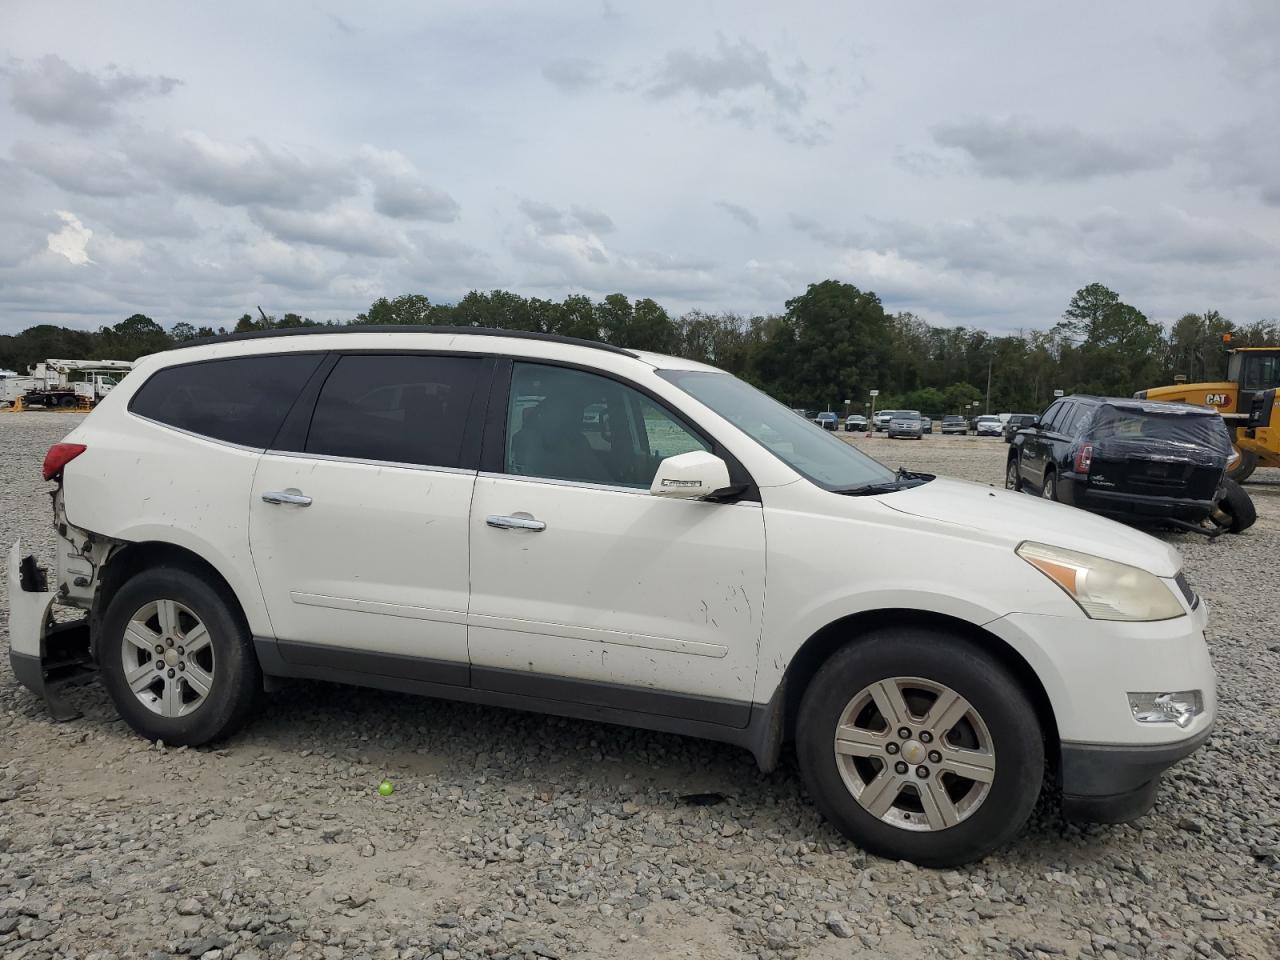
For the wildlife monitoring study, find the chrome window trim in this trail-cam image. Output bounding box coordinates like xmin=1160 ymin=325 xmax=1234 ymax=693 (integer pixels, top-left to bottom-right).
xmin=477 ymin=470 xmax=648 ymax=495
xmin=476 ymin=470 xmax=763 ymax=506
xmin=265 ymin=449 xmax=477 ymax=477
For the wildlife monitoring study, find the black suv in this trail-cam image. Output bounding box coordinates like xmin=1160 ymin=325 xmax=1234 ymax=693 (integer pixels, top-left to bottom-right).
xmin=1007 ymin=395 xmax=1254 ymax=533
xmin=1003 ymin=414 xmax=1037 ymax=443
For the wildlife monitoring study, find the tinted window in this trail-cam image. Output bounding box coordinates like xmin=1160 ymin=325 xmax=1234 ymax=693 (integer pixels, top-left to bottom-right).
xmin=1039 ymin=401 xmax=1064 ymax=431
xmin=1243 ymin=354 xmax=1280 ymax=391
xmin=506 ymin=363 xmax=709 ymax=487
xmin=306 ymin=355 xmax=480 ymax=468
xmin=1059 ymin=403 xmax=1091 ymax=437
xmin=131 ymin=354 xmax=322 ymax=447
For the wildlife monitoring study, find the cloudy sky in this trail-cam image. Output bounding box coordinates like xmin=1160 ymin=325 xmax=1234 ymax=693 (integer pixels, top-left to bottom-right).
xmin=1 ymin=1 xmax=1277 ymax=336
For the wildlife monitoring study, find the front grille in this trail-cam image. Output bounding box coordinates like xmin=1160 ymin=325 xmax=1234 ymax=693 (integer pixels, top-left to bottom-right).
xmin=1174 ymin=571 xmax=1199 ymax=609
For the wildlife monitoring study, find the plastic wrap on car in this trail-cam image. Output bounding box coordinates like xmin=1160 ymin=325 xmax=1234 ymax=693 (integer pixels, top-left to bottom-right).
xmin=1082 ymin=401 xmax=1234 ymax=468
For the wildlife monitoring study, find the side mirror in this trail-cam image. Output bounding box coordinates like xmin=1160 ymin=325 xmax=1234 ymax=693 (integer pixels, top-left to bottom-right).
xmin=1030 ymin=416 xmax=1041 ymax=428
xmin=649 ymin=450 xmax=732 ymax=500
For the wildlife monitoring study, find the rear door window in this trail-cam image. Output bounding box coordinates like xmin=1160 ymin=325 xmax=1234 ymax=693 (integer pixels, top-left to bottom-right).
xmin=130 ymin=354 xmax=322 ymax=448
xmin=305 ymin=354 xmax=482 ymax=469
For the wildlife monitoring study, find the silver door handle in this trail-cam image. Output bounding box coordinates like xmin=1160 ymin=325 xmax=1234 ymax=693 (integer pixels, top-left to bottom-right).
xmin=486 ymin=514 xmax=546 ymax=531
xmin=262 ymin=489 xmax=313 ymax=506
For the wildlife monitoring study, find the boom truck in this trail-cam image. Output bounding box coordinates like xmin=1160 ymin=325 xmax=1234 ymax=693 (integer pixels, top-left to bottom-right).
xmin=2 ymin=359 xmax=134 ymax=408
xmin=1137 ymin=345 xmax=1280 ymax=482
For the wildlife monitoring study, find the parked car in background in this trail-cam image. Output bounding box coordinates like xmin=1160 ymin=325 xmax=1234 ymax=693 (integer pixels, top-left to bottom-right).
xmin=888 ymin=411 xmax=924 ymax=439
xmin=941 ymin=415 xmax=968 ymax=435
xmin=873 ymin=410 xmax=896 ymax=432
xmin=816 ymin=411 xmax=839 ymax=430
xmin=1004 ymin=414 xmax=1038 ymax=443
xmin=9 ymin=326 xmax=1216 ymax=867
xmin=791 ymin=408 xmax=811 ymax=419
xmin=920 ymin=414 xmax=933 ymax=435
xmin=974 ymin=415 xmax=1003 ymax=437
xmin=845 ymin=414 xmax=868 ymax=432
xmin=1007 ymin=395 xmax=1254 ymax=534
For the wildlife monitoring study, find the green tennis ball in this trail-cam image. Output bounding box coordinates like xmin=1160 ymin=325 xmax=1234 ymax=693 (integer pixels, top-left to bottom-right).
xmin=378 ymin=779 xmax=394 ymax=797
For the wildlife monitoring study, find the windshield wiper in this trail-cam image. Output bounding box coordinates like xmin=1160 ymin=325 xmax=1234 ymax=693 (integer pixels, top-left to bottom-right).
xmin=831 ymin=468 xmax=935 ymax=496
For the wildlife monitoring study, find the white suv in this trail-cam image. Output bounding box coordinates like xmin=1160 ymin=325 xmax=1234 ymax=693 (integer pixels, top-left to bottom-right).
xmin=9 ymin=327 xmax=1214 ymax=866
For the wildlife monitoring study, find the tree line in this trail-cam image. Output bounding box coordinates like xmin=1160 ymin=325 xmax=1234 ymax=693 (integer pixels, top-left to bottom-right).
xmin=2 ymin=281 xmax=1276 ymax=415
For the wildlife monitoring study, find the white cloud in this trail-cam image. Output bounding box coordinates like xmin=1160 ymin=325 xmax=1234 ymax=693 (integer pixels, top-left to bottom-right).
xmin=47 ymin=211 xmax=93 ymax=265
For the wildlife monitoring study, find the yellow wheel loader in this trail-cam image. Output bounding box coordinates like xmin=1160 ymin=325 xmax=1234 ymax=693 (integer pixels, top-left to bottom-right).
xmin=1137 ymin=346 xmax=1280 ymax=482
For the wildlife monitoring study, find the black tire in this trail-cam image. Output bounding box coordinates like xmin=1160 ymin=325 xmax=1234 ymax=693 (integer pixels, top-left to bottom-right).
xmin=1227 ymin=450 xmax=1257 ymax=484
xmin=59 ymin=395 xmax=77 ymax=408
xmin=99 ymin=566 xmax=262 ymax=745
xmin=1005 ymin=455 xmax=1022 ymax=492
xmin=1217 ymin=477 xmax=1257 ymax=534
xmin=796 ymin=628 xmax=1044 ymax=867
xmin=1040 ymin=468 xmax=1057 ymax=501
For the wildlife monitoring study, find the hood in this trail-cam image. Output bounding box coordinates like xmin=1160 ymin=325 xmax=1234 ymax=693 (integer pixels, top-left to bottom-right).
xmin=878 ymin=477 xmax=1184 ymax=577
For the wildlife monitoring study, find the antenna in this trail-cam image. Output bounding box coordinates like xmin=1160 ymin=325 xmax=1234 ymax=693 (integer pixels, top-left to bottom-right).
xmin=257 ymin=305 xmax=270 ymax=325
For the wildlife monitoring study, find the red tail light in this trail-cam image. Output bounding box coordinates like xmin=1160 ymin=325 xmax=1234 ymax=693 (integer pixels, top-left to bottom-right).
xmin=42 ymin=443 xmax=87 ymax=481
xmin=1073 ymin=443 xmax=1093 ymax=474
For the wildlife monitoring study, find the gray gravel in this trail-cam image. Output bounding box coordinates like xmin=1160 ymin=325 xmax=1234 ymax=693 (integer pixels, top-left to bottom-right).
xmin=2 ymin=413 xmax=1279 ymax=959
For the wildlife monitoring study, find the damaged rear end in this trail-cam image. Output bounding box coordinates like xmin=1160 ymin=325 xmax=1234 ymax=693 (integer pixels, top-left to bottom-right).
xmin=9 ymin=443 xmax=114 ymax=719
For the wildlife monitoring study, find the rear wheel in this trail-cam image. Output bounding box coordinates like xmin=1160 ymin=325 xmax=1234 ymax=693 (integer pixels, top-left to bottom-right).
xmin=796 ymin=629 xmax=1044 ymax=867
xmin=1041 ymin=468 xmax=1057 ymax=501
xmin=59 ymin=395 xmax=77 ymax=408
xmin=1005 ymin=456 xmax=1022 ymax=492
xmin=99 ymin=567 xmax=262 ymax=745
xmin=1228 ymin=449 xmax=1258 ymax=483
xmin=1216 ymin=478 xmax=1256 ymax=534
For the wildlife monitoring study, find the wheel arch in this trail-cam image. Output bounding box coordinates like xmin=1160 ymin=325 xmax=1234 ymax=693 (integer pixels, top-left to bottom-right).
xmin=765 ymin=607 xmax=1059 ymax=772
xmin=92 ymin=541 xmax=254 ymax=659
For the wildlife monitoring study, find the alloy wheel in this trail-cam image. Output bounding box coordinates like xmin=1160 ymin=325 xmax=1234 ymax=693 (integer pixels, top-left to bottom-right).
xmin=121 ymin=599 xmax=215 ymax=718
xmin=1005 ymin=460 xmax=1019 ymax=491
xmin=833 ymin=677 xmax=995 ymax=832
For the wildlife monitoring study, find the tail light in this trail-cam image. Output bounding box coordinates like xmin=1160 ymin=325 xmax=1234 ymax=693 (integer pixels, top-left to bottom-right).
xmin=42 ymin=443 xmax=87 ymax=481
xmin=1073 ymin=443 xmax=1093 ymax=474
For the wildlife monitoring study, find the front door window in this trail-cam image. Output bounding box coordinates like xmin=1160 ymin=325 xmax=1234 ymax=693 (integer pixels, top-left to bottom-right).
xmin=505 ymin=363 xmax=708 ymax=487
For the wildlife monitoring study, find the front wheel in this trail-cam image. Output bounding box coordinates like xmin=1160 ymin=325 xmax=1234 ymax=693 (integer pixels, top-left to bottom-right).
xmin=99 ymin=566 xmax=262 ymax=745
xmin=796 ymin=629 xmax=1044 ymax=867
xmin=1005 ymin=456 xmax=1022 ymax=491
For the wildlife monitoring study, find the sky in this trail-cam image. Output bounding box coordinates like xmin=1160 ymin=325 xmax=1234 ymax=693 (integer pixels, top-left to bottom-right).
xmin=0 ymin=1 xmax=1277 ymax=337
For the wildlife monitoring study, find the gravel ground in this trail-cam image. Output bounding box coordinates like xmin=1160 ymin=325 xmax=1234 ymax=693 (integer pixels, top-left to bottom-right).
xmin=2 ymin=412 xmax=1279 ymax=960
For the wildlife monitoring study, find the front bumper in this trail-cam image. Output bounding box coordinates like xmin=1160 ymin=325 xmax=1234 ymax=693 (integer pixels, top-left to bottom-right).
xmin=1059 ymin=729 xmax=1211 ymax=822
xmin=7 ymin=542 xmax=94 ymax=720
xmin=985 ymin=599 xmax=1215 ymax=823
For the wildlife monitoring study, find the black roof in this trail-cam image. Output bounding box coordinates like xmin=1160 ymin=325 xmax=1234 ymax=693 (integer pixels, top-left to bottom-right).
xmin=169 ymin=324 xmax=638 ymax=358
xmin=1061 ymin=394 xmax=1219 ymax=417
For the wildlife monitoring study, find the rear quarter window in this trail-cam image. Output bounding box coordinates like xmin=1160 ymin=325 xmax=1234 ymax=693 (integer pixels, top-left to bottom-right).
xmin=129 ymin=354 xmax=322 ymax=448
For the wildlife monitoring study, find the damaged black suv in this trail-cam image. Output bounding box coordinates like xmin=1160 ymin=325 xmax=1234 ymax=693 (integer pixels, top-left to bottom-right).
xmin=1006 ymin=395 xmax=1255 ymax=535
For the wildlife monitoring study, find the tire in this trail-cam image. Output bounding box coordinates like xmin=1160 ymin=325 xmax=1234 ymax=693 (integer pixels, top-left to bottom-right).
xmin=1040 ymin=468 xmax=1057 ymax=501
xmin=1005 ymin=455 xmax=1022 ymax=492
xmin=1228 ymin=449 xmax=1257 ymax=484
xmin=99 ymin=566 xmax=262 ymax=745
xmin=795 ymin=628 xmax=1044 ymax=867
xmin=1217 ymin=478 xmax=1257 ymax=534
xmin=59 ymin=395 xmax=77 ymax=408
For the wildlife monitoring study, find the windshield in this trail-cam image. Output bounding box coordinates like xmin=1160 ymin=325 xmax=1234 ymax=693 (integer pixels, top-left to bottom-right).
xmin=659 ymin=370 xmax=897 ymax=490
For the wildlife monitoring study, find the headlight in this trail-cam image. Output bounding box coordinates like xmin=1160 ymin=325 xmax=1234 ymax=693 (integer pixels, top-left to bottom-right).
xmin=1016 ymin=542 xmax=1185 ymax=621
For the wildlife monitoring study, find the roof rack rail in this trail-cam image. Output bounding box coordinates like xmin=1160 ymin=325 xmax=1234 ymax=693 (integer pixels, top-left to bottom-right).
xmin=170 ymin=324 xmax=638 ymax=357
